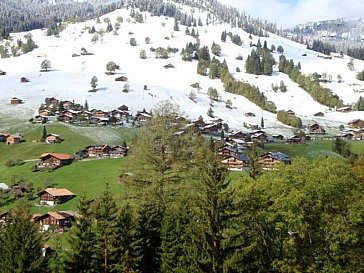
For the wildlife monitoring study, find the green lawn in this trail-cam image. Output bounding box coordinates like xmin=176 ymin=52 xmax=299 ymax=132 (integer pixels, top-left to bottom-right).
xmin=0 ymin=123 xmax=137 ymax=214
xmin=263 ymin=140 xmax=364 ymax=159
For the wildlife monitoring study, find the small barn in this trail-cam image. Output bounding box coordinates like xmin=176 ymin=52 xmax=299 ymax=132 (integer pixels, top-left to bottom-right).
xmin=10 ymin=97 xmax=22 ymax=105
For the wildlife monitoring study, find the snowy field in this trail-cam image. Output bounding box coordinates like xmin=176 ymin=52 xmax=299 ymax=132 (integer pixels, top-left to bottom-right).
xmin=1 ymin=6 xmax=364 ymax=136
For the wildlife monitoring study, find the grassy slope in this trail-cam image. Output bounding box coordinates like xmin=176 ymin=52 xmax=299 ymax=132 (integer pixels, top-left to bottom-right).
xmin=0 ymin=123 xmax=136 ymax=214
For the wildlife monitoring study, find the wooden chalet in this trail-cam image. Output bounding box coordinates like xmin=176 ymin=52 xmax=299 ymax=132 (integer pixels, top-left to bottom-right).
xmin=34 ymin=211 xmax=77 ymax=232
xmin=118 ymin=105 xmax=129 ymax=111
xmin=10 ymin=183 xmax=31 ymax=197
xmin=222 ymin=154 xmax=250 ymax=170
xmin=272 ymin=134 xmax=284 ymax=141
xmin=20 ymin=77 xmax=30 ymax=83
xmin=39 ymin=188 xmax=75 ymax=206
xmin=336 ymin=132 xmax=353 ymax=140
xmin=40 ymin=153 xmax=72 ymax=168
xmin=314 ymin=112 xmax=325 ymax=117
xmin=164 ymin=63 xmax=175 ymax=69
xmin=38 ymin=107 xmax=53 ymax=116
xmin=45 ymin=133 xmax=61 ymax=144
xmin=6 ymin=133 xmax=21 ymax=145
xmin=251 ymin=131 xmax=267 ymax=143
xmin=10 ymin=97 xmax=22 ymax=105
xmin=228 ymin=131 xmax=250 ymax=140
xmin=136 ymin=112 xmax=152 ymax=122
xmin=259 ymin=152 xmax=291 ymax=169
xmin=85 ymin=145 xmax=112 ymax=157
xmin=352 ymin=129 xmax=364 ymax=140
xmin=218 ymin=146 xmax=239 ymax=158
xmin=115 ymin=76 xmax=128 ymax=82
xmin=93 ymin=109 xmax=109 ymax=119
xmin=308 ymin=123 xmax=326 ymax=134
xmin=286 ymin=135 xmax=302 ymax=144
xmin=201 ymin=123 xmax=221 ymax=134
xmin=62 ymin=100 xmax=74 ymax=110
xmin=109 ymin=145 xmax=128 ymax=157
xmin=338 ymin=106 xmax=353 ymax=113
xmin=34 ymin=115 xmax=48 ymax=124
xmin=348 ymin=119 xmax=364 ymax=128
xmin=245 ymin=112 xmax=255 ymax=117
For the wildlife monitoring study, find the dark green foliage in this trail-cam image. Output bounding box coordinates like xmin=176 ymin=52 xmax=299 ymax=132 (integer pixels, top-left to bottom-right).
xmin=211 ymin=42 xmax=221 ymax=56
xmin=278 ymin=55 xmax=343 ymax=108
xmin=277 ymin=45 xmax=284 ymax=54
xmin=245 ymin=48 xmax=275 ymax=76
xmin=332 ymin=137 xmax=352 ymax=158
xmin=173 ymin=17 xmax=179 ymax=31
xmin=111 ymin=204 xmax=140 ymax=273
xmin=307 ymin=39 xmax=336 ymax=55
xmin=65 ymin=194 xmax=97 ymax=272
xmin=41 ymin=125 xmax=47 ymax=142
xmin=233 ymin=157 xmax=364 ymax=272
xmin=357 ymin=69 xmax=364 ymax=81
xmin=0 ymin=204 xmax=46 ymax=273
xmin=355 ymin=96 xmax=364 ymax=110
xmin=220 ymin=30 xmax=227 ymax=42
xmin=277 ymin=110 xmax=302 ymax=128
xmin=134 ymin=185 xmax=165 ymax=273
xmin=223 ymin=74 xmax=277 ymax=113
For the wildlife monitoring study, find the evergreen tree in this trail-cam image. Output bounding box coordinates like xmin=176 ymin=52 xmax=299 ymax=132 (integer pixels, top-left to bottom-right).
xmin=84 ymin=100 xmax=89 ymax=111
xmin=65 ymin=194 xmax=97 ymax=272
xmin=261 ymin=116 xmax=265 ymax=128
xmin=277 ymin=45 xmax=284 ymax=54
xmin=41 ymin=125 xmax=47 ymax=142
xmin=0 ymin=204 xmax=46 ymax=273
xmin=111 ymin=204 xmax=140 ymax=273
xmin=355 ymin=96 xmax=364 ymax=111
xmin=193 ymin=143 xmax=235 ymax=273
xmin=173 ymin=18 xmax=179 ymax=31
xmin=220 ymin=30 xmax=226 ymax=42
xmin=134 ymin=185 xmax=165 ymax=273
xmin=94 ymin=183 xmax=118 ymax=273
xmin=90 ymin=76 xmax=98 ymax=91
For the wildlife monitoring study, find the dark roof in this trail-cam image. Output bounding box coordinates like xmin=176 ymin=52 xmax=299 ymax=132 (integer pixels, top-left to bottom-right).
xmin=261 ymin=151 xmax=290 ymax=162
xmin=234 ymin=153 xmax=250 ymax=162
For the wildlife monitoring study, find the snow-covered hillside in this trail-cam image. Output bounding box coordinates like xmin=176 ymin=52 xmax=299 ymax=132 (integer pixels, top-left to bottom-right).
xmin=1 ymin=5 xmax=364 ymax=135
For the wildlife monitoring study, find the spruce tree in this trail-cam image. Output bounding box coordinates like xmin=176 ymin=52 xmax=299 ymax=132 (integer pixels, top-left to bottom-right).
xmin=0 ymin=204 xmax=46 ymax=273
xmin=65 ymin=194 xmax=97 ymax=272
xmin=41 ymin=125 xmax=47 ymax=142
xmin=111 ymin=204 xmax=140 ymax=273
xmin=94 ymin=183 xmax=118 ymax=273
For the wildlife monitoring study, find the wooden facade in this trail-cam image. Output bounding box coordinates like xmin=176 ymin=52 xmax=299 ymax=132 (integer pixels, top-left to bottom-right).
xmin=35 ymin=211 xmax=76 ymax=232
xmin=348 ymin=119 xmax=364 ymax=128
xmin=40 ymin=153 xmax=72 ymax=168
xmin=39 ymin=188 xmax=75 ymax=206
xmin=86 ymin=145 xmax=111 ymax=157
xmin=259 ymin=152 xmax=291 ymax=169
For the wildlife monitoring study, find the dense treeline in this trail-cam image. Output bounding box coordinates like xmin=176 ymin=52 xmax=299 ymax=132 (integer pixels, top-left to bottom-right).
xmin=0 ymin=0 xmax=125 ymax=39
xmin=245 ymin=47 xmax=275 ymax=76
xmin=357 ymin=69 xmax=364 ymax=81
xmin=278 ymin=55 xmax=344 ymax=108
xmin=1 ymin=111 xmax=364 ymax=272
xmin=306 ymin=39 xmax=337 ymax=56
xmin=277 ymin=110 xmax=302 ymax=127
xmin=181 ymin=40 xmax=277 ymax=113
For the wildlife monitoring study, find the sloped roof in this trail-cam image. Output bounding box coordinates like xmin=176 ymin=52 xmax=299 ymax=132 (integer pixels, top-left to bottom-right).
xmin=40 ymin=153 xmax=71 ymax=160
xmin=41 ymin=188 xmax=75 ymax=197
xmin=260 ymin=151 xmax=290 ymax=162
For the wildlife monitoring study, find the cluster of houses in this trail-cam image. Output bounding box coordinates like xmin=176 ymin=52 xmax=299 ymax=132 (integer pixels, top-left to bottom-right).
xmin=336 ymin=119 xmax=364 ymax=140
xmin=218 ymin=131 xmax=291 ymax=170
xmin=35 ymin=97 xmax=150 ymax=126
xmin=0 ymin=186 xmax=77 ymax=232
xmin=37 ymin=143 xmax=129 ymax=170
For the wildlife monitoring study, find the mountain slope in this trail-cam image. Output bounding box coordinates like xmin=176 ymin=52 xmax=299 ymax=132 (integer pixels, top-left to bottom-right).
xmin=0 ymin=5 xmax=364 ymax=136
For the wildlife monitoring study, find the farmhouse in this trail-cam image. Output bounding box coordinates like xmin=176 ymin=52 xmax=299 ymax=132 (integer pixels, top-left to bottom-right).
xmin=45 ymin=133 xmax=61 ymax=144
xmin=286 ymin=135 xmax=302 ymax=144
xmin=10 ymin=97 xmax=22 ymax=105
xmin=34 ymin=211 xmax=77 ymax=232
xmin=222 ymin=154 xmax=250 ymax=170
xmin=308 ymin=123 xmax=326 ymax=134
xmin=40 ymin=153 xmax=72 ymax=168
xmin=136 ymin=111 xmax=152 ymax=122
xmin=337 ymin=106 xmax=352 ymax=113
xmin=164 ymin=63 xmax=175 ymax=69
xmin=85 ymin=144 xmax=111 ymax=157
xmin=34 ymin=115 xmax=49 ymax=124
xmin=348 ymin=119 xmax=364 ymax=128
xmin=259 ymin=151 xmax=291 ymax=169
xmin=6 ymin=133 xmax=21 ymax=145
xmin=272 ymin=134 xmax=284 ymax=141
xmin=115 ymin=76 xmax=128 ymax=81
xmin=39 ymin=188 xmax=75 ymax=206
xmin=20 ymin=77 xmax=30 ymax=83
xmin=314 ymin=112 xmax=325 ymax=117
